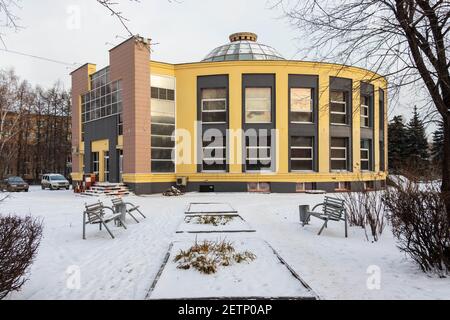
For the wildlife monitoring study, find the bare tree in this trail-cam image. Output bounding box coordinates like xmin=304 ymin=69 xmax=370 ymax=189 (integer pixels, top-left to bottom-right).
xmin=275 ymin=0 xmax=450 ymax=222
xmin=0 ymin=69 xmax=30 ymax=178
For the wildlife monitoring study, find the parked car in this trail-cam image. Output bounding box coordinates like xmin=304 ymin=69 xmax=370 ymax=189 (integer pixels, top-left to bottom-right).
xmin=0 ymin=176 xmax=29 ymax=192
xmin=41 ymin=174 xmax=70 ymax=190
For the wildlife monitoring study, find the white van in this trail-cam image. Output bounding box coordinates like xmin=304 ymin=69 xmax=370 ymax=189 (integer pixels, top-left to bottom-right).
xmin=41 ymin=174 xmax=70 ymax=190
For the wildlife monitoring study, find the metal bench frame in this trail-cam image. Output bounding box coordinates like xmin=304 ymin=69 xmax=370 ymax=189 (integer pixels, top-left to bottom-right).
xmin=302 ymin=196 xmax=348 ymax=238
xmin=83 ymin=201 xmax=126 ymax=239
xmin=111 ymin=198 xmax=146 ymax=223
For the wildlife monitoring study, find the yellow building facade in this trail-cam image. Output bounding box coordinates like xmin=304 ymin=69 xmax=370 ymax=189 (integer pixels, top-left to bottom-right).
xmin=71 ymin=33 xmax=387 ymax=194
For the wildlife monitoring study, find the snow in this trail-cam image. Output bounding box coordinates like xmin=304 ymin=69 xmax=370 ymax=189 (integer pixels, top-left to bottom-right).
xmin=1 ymin=186 xmax=449 ymax=300
xmin=149 ymin=237 xmax=315 ymax=299
xmin=185 ymin=202 xmax=237 ymax=214
xmin=176 ymin=215 xmax=255 ymax=233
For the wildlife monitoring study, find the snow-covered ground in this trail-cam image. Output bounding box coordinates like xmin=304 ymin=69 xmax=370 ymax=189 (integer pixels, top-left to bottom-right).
xmin=1 ymin=186 xmax=449 ymax=300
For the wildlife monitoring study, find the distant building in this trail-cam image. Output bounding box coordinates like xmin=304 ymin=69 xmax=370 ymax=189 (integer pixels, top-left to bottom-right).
xmin=70 ymin=33 xmax=387 ymax=194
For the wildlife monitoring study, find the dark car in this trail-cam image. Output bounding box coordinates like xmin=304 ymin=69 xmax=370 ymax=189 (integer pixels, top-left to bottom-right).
xmin=0 ymin=176 xmax=29 ymax=192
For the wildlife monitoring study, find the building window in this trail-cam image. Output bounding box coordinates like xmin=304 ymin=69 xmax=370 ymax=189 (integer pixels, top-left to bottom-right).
xmin=151 ymin=78 xmax=176 ymax=173
xmin=330 ymin=137 xmax=349 ymax=171
xmin=82 ymin=68 xmax=122 ymax=124
xmin=248 ymin=182 xmax=271 ymax=193
xmin=335 ymin=181 xmax=351 ymax=191
xmin=202 ymin=135 xmax=226 ymax=172
xmin=151 ymin=87 xmax=175 ymax=101
xmin=364 ymin=181 xmax=375 ymax=191
xmin=291 ymin=88 xmax=313 ymax=123
xmin=91 ymin=152 xmax=99 ymax=177
xmin=380 ymin=141 xmax=385 ymax=172
xmin=296 ymin=182 xmax=316 ymax=193
xmin=117 ymin=114 xmax=123 ymax=135
xmin=245 ymin=88 xmax=271 ymax=123
xmin=361 ymin=95 xmax=371 ymax=128
xmin=291 ymin=136 xmax=314 ymax=171
xmin=330 ymin=91 xmax=348 ymax=125
xmin=201 ymin=88 xmax=227 ymax=123
xmin=361 ymin=139 xmax=372 ymax=171
xmin=245 ymin=132 xmax=272 ymax=172
xmin=81 ymin=123 xmax=85 ymax=142
xmin=104 ymin=151 xmax=110 ymax=182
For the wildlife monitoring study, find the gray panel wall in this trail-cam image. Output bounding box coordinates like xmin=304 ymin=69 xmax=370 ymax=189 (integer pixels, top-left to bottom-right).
xmin=288 ymin=75 xmax=319 ymax=172
xmin=197 ymin=75 xmax=230 ymax=173
xmin=360 ymin=82 xmax=375 ymax=171
xmin=242 ymin=74 xmax=276 ymax=172
xmin=329 ymin=77 xmax=353 ymax=171
xmin=83 ymin=115 xmax=119 ymax=182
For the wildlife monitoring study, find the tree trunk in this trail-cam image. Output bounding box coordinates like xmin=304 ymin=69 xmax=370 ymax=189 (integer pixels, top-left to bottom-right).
xmin=441 ymin=113 xmax=450 ymax=225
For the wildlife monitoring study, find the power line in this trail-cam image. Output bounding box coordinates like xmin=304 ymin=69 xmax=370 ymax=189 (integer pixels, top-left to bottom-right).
xmin=0 ymin=48 xmax=79 ymax=67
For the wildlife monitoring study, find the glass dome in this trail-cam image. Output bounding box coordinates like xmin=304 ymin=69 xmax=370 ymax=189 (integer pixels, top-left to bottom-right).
xmin=202 ymin=32 xmax=285 ymax=62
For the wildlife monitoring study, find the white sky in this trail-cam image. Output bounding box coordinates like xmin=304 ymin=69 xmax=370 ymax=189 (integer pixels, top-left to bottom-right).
xmin=0 ymin=0 xmax=428 ymax=132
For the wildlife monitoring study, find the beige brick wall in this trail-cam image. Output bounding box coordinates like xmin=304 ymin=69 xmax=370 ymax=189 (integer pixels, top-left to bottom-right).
xmin=110 ymin=38 xmax=151 ymax=174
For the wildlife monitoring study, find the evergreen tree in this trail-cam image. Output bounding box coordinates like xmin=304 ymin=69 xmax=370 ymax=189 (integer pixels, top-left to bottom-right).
xmin=405 ymin=106 xmax=429 ymax=172
xmin=388 ymin=115 xmax=408 ymax=172
xmin=431 ymin=120 xmax=444 ymax=167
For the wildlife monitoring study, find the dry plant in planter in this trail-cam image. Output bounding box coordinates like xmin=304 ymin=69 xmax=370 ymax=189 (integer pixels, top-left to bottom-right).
xmin=188 ymin=215 xmax=234 ymax=226
xmin=174 ymin=239 xmax=256 ymax=274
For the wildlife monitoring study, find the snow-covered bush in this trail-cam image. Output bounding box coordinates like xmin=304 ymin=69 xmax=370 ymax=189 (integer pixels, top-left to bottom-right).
xmin=339 ymin=191 xmax=386 ymax=242
xmin=382 ymin=185 xmax=450 ymax=276
xmin=0 ymin=214 xmax=43 ymax=299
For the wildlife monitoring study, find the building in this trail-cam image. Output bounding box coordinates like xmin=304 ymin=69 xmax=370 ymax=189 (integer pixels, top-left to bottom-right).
xmin=70 ymin=32 xmax=387 ymax=194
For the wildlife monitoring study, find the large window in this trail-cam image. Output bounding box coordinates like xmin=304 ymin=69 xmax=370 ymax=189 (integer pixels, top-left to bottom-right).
xmin=330 ymin=91 xmax=348 ymax=125
xmin=201 ymin=88 xmax=227 ymax=123
xmin=361 ymin=95 xmax=371 ymax=128
xmin=291 ymin=88 xmax=313 ymax=123
xmin=202 ymin=137 xmax=226 ymax=172
xmin=291 ymin=137 xmax=314 ymax=171
xmin=330 ymin=137 xmax=349 ymax=171
xmin=245 ymin=88 xmax=271 ymax=123
xmin=82 ymin=68 xmax=122 ymax=124
xmin=361 ymin=139 xmax=372 ymax=171
xmin=151 ymin=76 xmax=176 ymax=173
xmin=245 ymin=132 xmax=272 ymax=171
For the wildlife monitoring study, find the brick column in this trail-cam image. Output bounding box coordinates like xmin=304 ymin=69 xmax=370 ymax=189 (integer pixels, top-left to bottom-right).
xmin=109 ymin=37 xmax=151 ymax=175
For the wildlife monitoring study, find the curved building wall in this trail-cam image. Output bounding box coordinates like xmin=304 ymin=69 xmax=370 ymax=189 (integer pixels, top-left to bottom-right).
xmin=123 ymin=60 xmax=388 ymax=194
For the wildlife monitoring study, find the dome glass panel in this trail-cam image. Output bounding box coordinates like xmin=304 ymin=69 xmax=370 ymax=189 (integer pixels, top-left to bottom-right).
xmin=202 ymin=33 xmax=285 ymax=62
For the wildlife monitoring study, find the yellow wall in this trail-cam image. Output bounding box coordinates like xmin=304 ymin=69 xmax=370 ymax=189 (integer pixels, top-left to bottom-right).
xmin=126 ymin=60 xmax=388 ymax=184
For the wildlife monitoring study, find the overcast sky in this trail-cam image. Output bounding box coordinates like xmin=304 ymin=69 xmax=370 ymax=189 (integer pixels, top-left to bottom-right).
xmin=0 ymin=0 xmax=428 ymax=131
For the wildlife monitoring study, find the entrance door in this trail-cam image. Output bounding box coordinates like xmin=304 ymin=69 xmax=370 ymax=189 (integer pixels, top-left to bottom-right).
xmin=104 ymin=151 xmax=110 ymax=182
xmin=118 ymin=150 xmax=123 ymax=183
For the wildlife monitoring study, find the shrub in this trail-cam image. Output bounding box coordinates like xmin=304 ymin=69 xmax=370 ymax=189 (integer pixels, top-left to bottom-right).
xmin=382 ymin=185 xmax=450 ymax=276
xmin=339 ymin=191 xmax=386 ymax=242
xmin=0 ymin=215 xmax=43 ymax=299
xmin=174 ymin=239 xmax=256 ymax=274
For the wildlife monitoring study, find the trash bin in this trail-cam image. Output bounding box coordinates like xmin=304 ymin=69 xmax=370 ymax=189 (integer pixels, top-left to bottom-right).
xmin=299 ymin=205 xmax=310 ymax=225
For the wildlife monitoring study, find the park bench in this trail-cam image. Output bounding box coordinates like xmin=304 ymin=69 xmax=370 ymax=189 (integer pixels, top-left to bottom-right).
xmin=83 ymin=201 xmax=126 ymax=239
xmin=300 ymin=196 xmax=348 ymax=238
